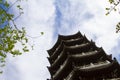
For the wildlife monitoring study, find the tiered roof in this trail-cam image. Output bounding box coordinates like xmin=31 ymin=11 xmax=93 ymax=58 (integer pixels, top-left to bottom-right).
xmin=47 ymin=32 xmax=120 ymax=80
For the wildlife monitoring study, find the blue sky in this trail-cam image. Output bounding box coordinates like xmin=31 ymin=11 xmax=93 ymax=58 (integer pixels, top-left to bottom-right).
xmin=0 ymin=1 xmax=9 ymax=28
xmin=0 ymin=0 xmax=120 ymax=80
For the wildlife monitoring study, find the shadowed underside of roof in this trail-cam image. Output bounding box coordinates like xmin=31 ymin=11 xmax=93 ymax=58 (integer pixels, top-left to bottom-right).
xmin=47 ymin=32 xmax=120 ymax=80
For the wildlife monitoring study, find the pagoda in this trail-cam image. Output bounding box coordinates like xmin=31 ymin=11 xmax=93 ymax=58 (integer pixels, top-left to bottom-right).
xmin=47 ymin=32 xmax=120 ymax=80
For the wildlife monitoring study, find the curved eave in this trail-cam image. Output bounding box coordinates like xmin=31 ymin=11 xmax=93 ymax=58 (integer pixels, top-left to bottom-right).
xmin=47 ymin=57 xmax=53 ymax=65
xmin=51 ymin=49 xmax=104 ymax=79
xmin=76 ymin=60 xmax=119 ymax=76
xmin=47 ymin=66 xmax=54 ymax=76
xmin=71 ymin=49 xmax=105 ymax=61
xmin=50 ymin=42 xmax=98 ymax=69
xmin=51 ymin=50 xmax=120 ymax=80
xmin=49 ymin=42 xmax=64 ymax=61
xmin=52 ymin=57 xmax=72 ymax=80
xmin=47 ymin=31 xmax=83 ymax=56
xmin=49 ymin=37 xmax=87 ymax=62
xmin=47 ymin=37 xmax=61 ymax=56
xmin=83 ymin=34 xmax=89 ymax=42
xmin=51 ymin=50 xmax=99 ymax=78
xmin=49 ymin=48 xmax=67 ymax=70
xmin=53 ymin=52 xmax=115 ymax=80
xmin=106 ymin=54 xmax=113 ymax=62
xmin=58 ymin=31 xmax=82 ymax=40
xmin=49 ymin=56 xmax=72 ymax=78
xmin=65 ymin=69 xmax=76 ymax=80
xmin=106 ymin=78 xmax=120 ymax=80
xmin=62 ymin=37 xmax=84 ymax=46
xmin=65 ymin=42 xmax=97 ymax=54
xmin=47 ymin=50 xmax=52 ymax=56
xmin=50 ymin=42 xmax=91 ymax=69
xmin=96 ymin=48 xmax=113 ymax=62
xmin=98 ymin=47 xmax=113 ymax=62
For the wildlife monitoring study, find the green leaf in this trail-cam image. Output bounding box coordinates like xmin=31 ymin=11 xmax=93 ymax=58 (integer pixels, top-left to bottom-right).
xmin=8 ymin=44 xmax=15 ymax=50
xmin=0 ymin=64 xmax=5 ymax=67
xmin=17 ymin=5 xmax=20 ymax=8
xmin=0 ymin=44 xmax=3 ymax=50
xmin=114 ymin=8 xmax=117 ymax=11
xmin=4 ymin=1 xmax=10 ymax=7
xmin=23 ymin=46 xmax=29 ymax=52
xmin=31 ymin=45 xmax=34 ymax=50
xmin=23 ymin=48 xmax=29 ymax=52
xmin=24 ymin=38 xmax=28 ymax=43
xmin=105 ymin=12 xmax=109 ymax=15
xmin=0 ymin=0 xmax=29 ymax=74
xmin=0 ymin=0 xmax=2 ymax=3
xmin=0 ymin=52 xmax=6 ymax=58
xmin=109 ymin=0 xmax=114 ymax=4
xmin=41 ymin=32 xmax=44 ymax=35
xmin=106 ymin=8 xmax=110 ymax=10
xmin=11 ymin=50 xmax=22 ymax=55
xmin=0 ymin=71 xmax=3 ymax=74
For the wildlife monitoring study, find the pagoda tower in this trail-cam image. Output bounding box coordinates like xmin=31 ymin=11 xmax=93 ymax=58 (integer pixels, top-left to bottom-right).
xmin=47 ymin=32 xmax=120 ymax=80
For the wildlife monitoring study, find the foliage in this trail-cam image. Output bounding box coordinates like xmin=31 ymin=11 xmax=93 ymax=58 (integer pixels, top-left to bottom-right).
xmin=0 ymin=0 xmax=29 ymax=73
xmin=106 ymin=0 xmax=120 ymax=33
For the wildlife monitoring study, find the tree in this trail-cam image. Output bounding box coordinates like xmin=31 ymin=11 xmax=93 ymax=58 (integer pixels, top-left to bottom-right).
xmin=0 ymin=0 xmax=29 ymax=74
xmin=106 ymin=0 xmax=120 ymax=33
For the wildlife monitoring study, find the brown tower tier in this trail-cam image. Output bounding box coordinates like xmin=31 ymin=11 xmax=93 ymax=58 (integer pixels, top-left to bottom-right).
xmin=47 ymin=32 xmax=120 ymax=80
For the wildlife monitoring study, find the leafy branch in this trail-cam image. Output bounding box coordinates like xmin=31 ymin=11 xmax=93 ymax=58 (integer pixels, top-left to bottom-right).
xmin=106 ymin=0 xmax=120 ymax=33
xmin=0 ymin=0 xmax=29 ymax=74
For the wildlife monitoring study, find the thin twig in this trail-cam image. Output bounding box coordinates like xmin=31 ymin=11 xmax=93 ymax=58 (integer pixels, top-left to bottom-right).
xmin=6 ymin=0 xmax=19 ymax=12
xmin=26 ymin=35 xmax=42 ymax=39
xmin=108 ymin=1 xmax=120 ymax=14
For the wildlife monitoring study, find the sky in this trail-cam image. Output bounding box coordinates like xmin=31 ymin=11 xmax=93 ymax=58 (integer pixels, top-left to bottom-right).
xmin=0 ymin=0 xmax=120 ymax=80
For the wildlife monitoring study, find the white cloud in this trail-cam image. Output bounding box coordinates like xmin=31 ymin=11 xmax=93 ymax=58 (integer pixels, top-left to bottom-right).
xmin=54 ymin=0 xmax=120 ymax=56
xmin=80 ymin=0 xmax=120 ymax=54
xmin=1 ymin=0 xmax=120 ymax=80
xmin=1 ymin=0 xmax=55 ymax=80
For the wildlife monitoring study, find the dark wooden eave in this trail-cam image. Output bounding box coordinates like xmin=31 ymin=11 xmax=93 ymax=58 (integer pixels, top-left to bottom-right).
xmin=49 ymin=48 xmax=111 ymax=77
xmin=47 ymin=32 xmax=120 ymax=80
xmin=49 ymin=42 xmax=91 ymax=69
xmin=47 ymin=37 xmax=89 ymax=64
xmin=65 ymin=60 xmax=120 ymax=80
xmin=48 ymin=42 xmax=104 ymax=70
xmin=53 ymin=59 xmax=120 ymax=80
xmin=75 ymin=59 xmax=120 ymax=77
xmin=47 ymin=31 xmax=82 ymax=56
